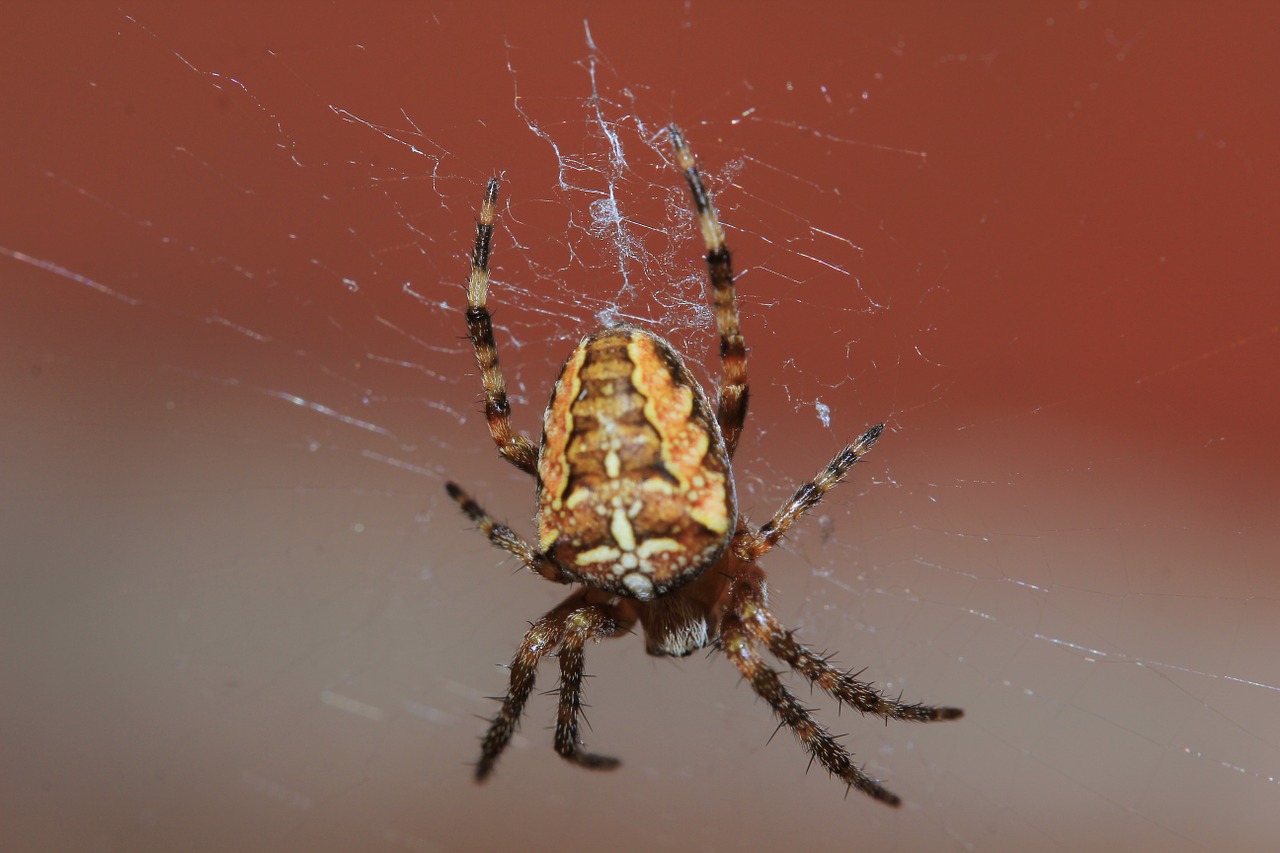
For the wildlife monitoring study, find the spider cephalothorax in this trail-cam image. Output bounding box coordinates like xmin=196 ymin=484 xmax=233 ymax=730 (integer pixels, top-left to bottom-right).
xmin=445 ymin=125 xmax=961 ymax=806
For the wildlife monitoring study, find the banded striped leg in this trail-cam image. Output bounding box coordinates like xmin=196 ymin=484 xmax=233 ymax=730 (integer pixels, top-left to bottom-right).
xmin=445 ymin=481 xmax=569 ymax=584
xmin=721 ymin=593 xmax=902 ymax=806
xmin=476 ymin=608 xmax=566 ymax=781
xmin=727 ymin=567 xmax=960 ymax=802
xmin=764 ymin=625 xmax=963 ymax=724
xmin=476 ymin=591 xmax=626 ymax=780
xmin=464 ymin=179 xmax=539 ymax=475
xmin=735 ymin=424 xmax=884 ymax=562
xmin=670 ymin=125 xmax=750 ymax=458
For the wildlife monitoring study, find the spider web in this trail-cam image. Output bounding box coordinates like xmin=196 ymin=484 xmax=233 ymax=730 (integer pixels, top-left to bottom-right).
xmin=2 ymin=4 xmax=1278 ymax=852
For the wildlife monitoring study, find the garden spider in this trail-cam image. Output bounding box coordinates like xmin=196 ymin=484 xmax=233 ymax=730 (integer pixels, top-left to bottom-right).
xmin=445 ymin=125 xmax=961 ymax=806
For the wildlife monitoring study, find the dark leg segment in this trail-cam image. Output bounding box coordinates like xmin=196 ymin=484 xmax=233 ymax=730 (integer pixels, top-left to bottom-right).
xmin=721 ymin=609 xmax=902 ymax=806
xmin=554 ymin=608 xmax=622 ymax=770
xmin=476 ymin=609 xmax=568 ymax=781
xmin=723 ymin=564 xmax=961 ymax=806
xmin=464 ymin=178 xmax=539 ymax=475
xmin=476 ymin=590 xmax=634 ymax=781
xmin=732 ymin=566 xmax=962 ymax=723
xmin=670 ymin=125 xmax=750 ymax=458
xmin=445 ymin=481 xmax=569 ymax=584
xmin=737 ymin=424 xmax=884 ymax=562
xmin=766 ymin=631 xmax=962 ymax=723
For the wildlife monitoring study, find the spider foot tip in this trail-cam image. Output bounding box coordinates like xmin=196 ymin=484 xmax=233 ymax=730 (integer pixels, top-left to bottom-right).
xmin=575 ymin=752 xmax=621 ymax=771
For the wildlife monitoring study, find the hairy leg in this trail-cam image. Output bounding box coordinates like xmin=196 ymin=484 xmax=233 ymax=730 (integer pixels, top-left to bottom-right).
xmin=463 ymin=178 xmax=539 ymax=474
xmin=476 ymin=589 xmax=634 ymax=780
xmin=721 ymin=606 xmax=902 ymax=806
xmin=731 ymin=565 xmax=962 ymax=723
xmin=554 ymin=607 xmax=623 ymax=770
xmin=445 ymin=481 xmax=569 ymax=583
xmin=476 ymin=608 xmax=568 ymax=781
xmin=736 ymin=424 xmax=883 ymax=562
xmin=670 ymin=125 xmax=749 ymax=458
xmin=766 ymin=631 xmax=962 ymax=723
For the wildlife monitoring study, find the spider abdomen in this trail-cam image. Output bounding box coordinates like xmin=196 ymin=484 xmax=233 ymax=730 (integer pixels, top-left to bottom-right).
xmin=537 ymin=326 xmax=737 ymax=600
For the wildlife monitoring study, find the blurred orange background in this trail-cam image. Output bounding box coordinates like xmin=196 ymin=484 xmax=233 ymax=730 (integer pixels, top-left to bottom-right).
xmin=3 ymin=3 xmax=1277 ymax=851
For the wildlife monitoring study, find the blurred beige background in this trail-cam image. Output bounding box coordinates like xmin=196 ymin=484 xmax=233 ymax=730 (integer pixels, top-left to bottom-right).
xmin=3 ymin=3 xmax=1278 ymax=851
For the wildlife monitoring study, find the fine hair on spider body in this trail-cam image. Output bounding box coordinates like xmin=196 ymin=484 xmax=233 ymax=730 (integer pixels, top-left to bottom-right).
xmin=444 ymin=124 xmax=961 ymax=807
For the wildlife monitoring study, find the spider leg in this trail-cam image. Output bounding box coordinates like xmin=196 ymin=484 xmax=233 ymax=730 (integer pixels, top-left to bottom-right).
xmin=476 ymin=608 xmax=567 ymax=781
xmin=721 ymin=597 xmax=902 ymax=806
xmin=736 ymin=423 xmax=884 ymax=562
xmin=476 ymin=590 xmax=632 ymax=781
xmin=670 ymin=125 xmax=749 ymax=459
xmin=554 ymin=607 xmax=623 ymax=771
xmin=464 ymin=178 xmax=539 ymax=475
xmin=731 ymin=565 xmax=962 ymax=724
xmin=445 ymin=481 xmax=570 ymax=584
xmin=766 ymin=628 xmax=962 ymax=723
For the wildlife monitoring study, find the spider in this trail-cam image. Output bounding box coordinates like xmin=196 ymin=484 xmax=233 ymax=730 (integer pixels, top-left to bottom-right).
xmin=444 ymin=125 xmax=962 ymax=806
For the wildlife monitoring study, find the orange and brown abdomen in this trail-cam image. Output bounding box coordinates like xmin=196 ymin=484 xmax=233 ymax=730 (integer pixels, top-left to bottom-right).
xmin=538 ymin=326 xmax=736 ymax=600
